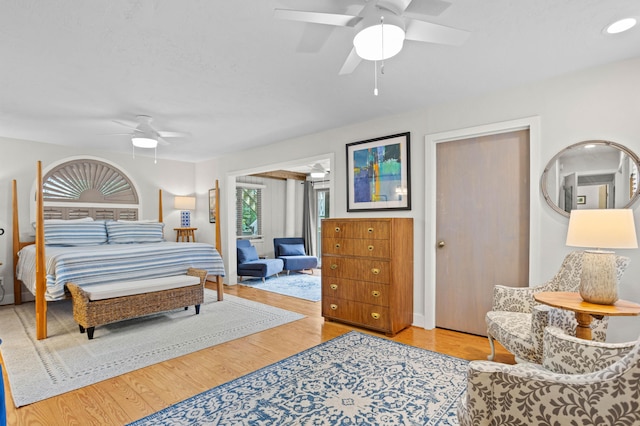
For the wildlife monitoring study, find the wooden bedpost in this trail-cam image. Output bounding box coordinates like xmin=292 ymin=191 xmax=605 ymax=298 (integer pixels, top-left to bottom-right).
xmin=214 ymin=179 xmax=223 ymax=301
xmin=215 ymin=180 xmax=221 ymax=252
xmin=12 ymin=180 xmax=22 ymax=305
xmin=158 ymin=189 xmax=163 ymax=223
xmin=35 ymin=161 xmax=47 ymax=340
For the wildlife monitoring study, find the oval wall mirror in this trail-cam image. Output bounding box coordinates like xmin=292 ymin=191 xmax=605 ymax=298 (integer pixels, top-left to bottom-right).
xmin=541 ymin=140 xmax=640 ymax=217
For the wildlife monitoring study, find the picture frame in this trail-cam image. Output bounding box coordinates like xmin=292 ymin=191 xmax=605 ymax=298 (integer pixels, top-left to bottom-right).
xmin=209 ymin=188 xmax=217 ymax=223
xmin=346 ymin=132 xmax=411 ymax=212
xmin=577 ymin=195 xmax=586 ymax=205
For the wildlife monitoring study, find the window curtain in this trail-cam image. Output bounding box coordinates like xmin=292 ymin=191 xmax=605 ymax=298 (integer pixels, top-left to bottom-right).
xmin=302 ymin=181 xmax=317 ymax=256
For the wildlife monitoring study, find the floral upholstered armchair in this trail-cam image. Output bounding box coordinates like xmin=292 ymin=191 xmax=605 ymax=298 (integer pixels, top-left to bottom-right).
xmin=458 ymin=327 xmax=640 ymax=425
xmin=485 ymin=251 xmax=629 ymax=363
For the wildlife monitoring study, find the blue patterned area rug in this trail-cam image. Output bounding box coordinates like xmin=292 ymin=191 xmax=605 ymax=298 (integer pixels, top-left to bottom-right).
xmin=239 ymin=272 xmax=321 ymax=302
xmin=129 ymin=331 xmax=469 ymax=425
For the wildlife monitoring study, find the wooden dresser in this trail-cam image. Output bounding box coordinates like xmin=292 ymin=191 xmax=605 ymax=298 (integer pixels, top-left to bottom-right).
xmin=321 ymin=218 xmax=413 ymax=336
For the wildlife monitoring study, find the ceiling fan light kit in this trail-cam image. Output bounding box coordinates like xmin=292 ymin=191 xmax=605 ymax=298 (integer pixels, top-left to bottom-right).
xmin=353 ymin=13 xmax=405 ymax=61
xmin=309 ymin=163 xmax=327 ymax=178
xmin=131 ymin=136 xmax=158 ymax=148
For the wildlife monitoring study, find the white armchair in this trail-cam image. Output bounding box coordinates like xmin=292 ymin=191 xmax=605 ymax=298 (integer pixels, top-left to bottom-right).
xmin=485 ymin=251 xmax=629 ymax=363
xmin=458 ymin=327 xmax=640 ymax=426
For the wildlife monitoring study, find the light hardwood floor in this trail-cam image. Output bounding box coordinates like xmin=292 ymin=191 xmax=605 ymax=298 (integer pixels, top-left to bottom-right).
xmin=1 ymin=281 xmax=514 ymax=425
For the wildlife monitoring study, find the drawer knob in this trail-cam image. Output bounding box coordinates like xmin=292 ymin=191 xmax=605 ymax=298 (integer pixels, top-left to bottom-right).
xmin=371 ymin=312 xmax=380 ymax=320
xmin=330 ymin=264 xmax=338 ymax=270
xmin=368 ymin=227 xmax=374 ymax=233
xmin=371 ymin=290 xmax=380 ymax=297
xmin=334 ymin=227 xmax=341 ymax=233
xmin=335 ymin=243 xmax=341 ymax=249
xmin=330 ymin=304 xmax=338 ymax=310
xmin=330 ymin=284 xmax=338 ymax=290
xmin=371 ymin=268 xmax=380 ymax=275
xmin=368 ymin=245 xmax=374 ymax=251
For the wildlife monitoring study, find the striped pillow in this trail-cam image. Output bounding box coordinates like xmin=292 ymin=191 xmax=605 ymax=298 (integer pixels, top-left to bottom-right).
xmin=44 ymin=221 xmax=108 ymax=246
xmin=106 ymin=221 xmax=165 ymax=244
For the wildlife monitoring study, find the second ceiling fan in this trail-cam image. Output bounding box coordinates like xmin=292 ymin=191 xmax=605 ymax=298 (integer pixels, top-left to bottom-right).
xmin=274 ymin=0 xmax=470 ymax=75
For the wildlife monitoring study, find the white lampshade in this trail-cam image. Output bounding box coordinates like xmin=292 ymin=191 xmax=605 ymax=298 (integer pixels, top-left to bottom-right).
xmin=353 ymin=13 xmax=405 ymax=61
xmin=131 ymin=137 xmax=158 ymax=148
xmin=174 ymin=196 xmax=196 ymax=210
xmin=566 ymin=209 xmax=638 ymax=250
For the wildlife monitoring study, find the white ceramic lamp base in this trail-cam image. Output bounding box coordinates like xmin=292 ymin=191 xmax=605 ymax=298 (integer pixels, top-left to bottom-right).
xmin=579 ymin=251 xmax=618 ymax=305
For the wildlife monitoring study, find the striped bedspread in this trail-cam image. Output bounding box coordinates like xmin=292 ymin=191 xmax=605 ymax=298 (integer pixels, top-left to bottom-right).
xmin=16 ymin=242 xmax=225 ymax=301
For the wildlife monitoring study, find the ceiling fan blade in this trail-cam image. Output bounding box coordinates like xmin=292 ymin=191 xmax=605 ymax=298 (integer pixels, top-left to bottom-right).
xmin=157 ymin=131 xmax=189 ymax=138
xmin=157 ymin=137 xmax=170 ymax=146
xmin=404 ymin=18 xmax=470 ymax=46
xmin=274 ymin=9 xmax=361 ymax=27
xmin=338 ymin=47 xmax=362 ymax=75
xmin=111 ymin=119 xmax=139 ymax=131
xmin=377 ymin=0 xmax=413 ymax=15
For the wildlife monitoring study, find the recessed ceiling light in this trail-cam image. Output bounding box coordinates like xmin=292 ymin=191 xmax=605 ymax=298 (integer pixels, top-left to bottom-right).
xmin=605 ymin=17 xmax=637 ymax=34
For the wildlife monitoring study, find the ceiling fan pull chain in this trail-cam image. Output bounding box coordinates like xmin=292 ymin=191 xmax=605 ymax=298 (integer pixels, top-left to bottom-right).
xmin=154 ymin=146 xmax=157 ymax=164
xmin=380 ymin=15 xmax=385 ymax=74
xmin=374 ymin=60 xmax=379 ymax=96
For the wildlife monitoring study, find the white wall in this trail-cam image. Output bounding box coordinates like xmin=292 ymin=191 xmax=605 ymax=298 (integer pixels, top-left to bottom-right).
xmin=197 ymin=56 xmax=640 ymax=342
xmin=0 ymin=138 xmax=197 ymax=304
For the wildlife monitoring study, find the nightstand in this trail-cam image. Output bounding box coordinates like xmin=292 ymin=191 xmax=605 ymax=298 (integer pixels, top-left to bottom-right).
xmin=174 ymin=227 xmax=197 ymax=242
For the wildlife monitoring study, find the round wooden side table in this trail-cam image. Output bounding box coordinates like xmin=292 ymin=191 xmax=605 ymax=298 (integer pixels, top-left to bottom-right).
xmin=534 ymin=291 xmax=640 ymax=340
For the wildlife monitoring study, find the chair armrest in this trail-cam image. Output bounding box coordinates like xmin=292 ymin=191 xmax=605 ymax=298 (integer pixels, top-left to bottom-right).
xmin=529 ymin=305 xmax=551 ymax=361
xmin=542 ymin=326 xmax=636 ymax=374
xmin=461 ymin=357 xmax=637 ymax=425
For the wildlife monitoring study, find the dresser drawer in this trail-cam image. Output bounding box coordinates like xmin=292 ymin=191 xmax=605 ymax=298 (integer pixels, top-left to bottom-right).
xmin=322 ymin=257 xmax=390 ymax=283
xmin=322 ymin=238 xmax=390 ymax=258
xmin=322 ymin=277 xmax=390 ymax=307
xmin=323 ymin=297 xmax=391 ymax=331
xmin=324 ymin=220 xmax=390 ymax=240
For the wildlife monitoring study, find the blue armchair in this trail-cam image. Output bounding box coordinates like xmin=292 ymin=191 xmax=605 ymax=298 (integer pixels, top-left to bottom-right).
xmin=273 ymin=237 xmax=318 ymax=274
xmin=236 ymin=240 xmax=284 ymax=282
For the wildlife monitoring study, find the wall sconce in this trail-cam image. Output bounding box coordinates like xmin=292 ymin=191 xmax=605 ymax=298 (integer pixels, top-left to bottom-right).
xmin=174 ymin=196 xmax=196 ymax=228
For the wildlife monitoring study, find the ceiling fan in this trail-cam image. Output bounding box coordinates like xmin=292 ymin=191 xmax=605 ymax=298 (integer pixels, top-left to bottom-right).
xmin=110 ymin=115 xmax=190 ymax=163
xmin=111 ymin=115 xmax=189 ymax=148
xmin=274 ymin=0 xmax=470 ymax=75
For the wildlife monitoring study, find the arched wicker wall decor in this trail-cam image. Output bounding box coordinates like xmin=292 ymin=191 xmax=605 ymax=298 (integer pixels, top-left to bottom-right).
xmin=42 ymin=159 xmax=139 ymax=220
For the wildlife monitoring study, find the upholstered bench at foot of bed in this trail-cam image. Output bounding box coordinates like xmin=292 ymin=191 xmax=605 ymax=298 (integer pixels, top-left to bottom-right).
xmin=66 ymin=268 xmax=207 ymax=340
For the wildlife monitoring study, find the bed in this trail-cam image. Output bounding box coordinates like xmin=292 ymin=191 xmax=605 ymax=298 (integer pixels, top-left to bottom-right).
xmin=12 ymin=160 xmax=225 ymax=340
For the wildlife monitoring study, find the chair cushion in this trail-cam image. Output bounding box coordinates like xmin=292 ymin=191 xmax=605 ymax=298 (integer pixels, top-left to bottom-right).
xmin=237 ymin=246 xmax=259 ymax=263
xmin=486 ymin=310 xmax=538 ymax=362
xmin=280 ymin=255 xmax=318 ymax=271
xmin=238 ymin=258 xmax=284 ymax=277
xmin=278 ymin=243 xmax=306 ymax=256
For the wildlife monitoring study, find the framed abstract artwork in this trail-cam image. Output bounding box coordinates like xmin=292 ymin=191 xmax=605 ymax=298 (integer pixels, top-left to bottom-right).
xmin=209 ymin=188 xmax=217 ymax=223
xmin=346 ymin=132 xmax=411 ymax=211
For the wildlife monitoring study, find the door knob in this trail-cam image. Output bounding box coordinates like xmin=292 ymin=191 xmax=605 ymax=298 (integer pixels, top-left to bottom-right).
xmin=437 ymin=241 xmax=445 ymax=248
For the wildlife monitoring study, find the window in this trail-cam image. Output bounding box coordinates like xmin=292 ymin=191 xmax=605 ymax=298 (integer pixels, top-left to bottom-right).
xmin=236 ymin=186 xmax=262 ymax=237
xmin=316 ymin=188 xmax=330 ymax=257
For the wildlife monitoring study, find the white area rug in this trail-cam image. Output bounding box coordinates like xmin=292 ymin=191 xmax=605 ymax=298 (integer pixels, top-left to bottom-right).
xmin=239 ymin=273 xmax=321 ymax=301
xmin=130 ymin=331 xmax=469 ymax=425
xmin=0 ymin=290 xmax=304 ymax=407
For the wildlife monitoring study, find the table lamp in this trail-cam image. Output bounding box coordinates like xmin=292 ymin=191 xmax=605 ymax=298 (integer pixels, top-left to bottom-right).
xmin=566 ymin=209 xmax=638 ymax=304
xmin=174 ymin=196 xmax=196 ymax=227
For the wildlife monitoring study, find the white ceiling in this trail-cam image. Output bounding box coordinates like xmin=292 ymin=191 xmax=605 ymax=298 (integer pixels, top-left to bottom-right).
xmin=1 ymin=0 xmax=639 ymax=163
